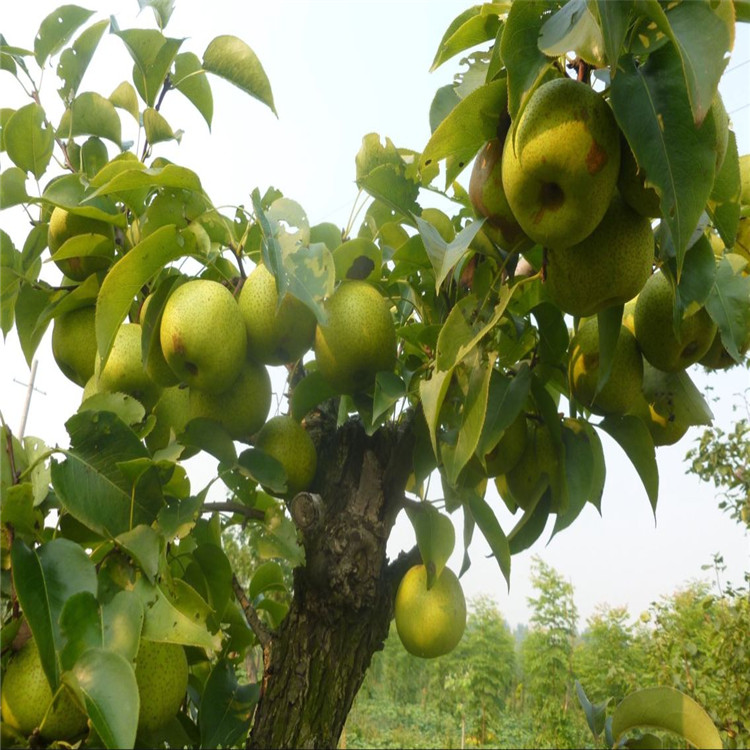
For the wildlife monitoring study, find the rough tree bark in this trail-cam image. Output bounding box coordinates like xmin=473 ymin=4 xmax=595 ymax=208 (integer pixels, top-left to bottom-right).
xmin=247 ymin=413 xmax=419 ymax=749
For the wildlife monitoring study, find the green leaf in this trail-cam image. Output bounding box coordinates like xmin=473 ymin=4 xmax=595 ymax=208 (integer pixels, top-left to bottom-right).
xmin=60 ymin=591 xmax=102 ymax=670
xmin=90 ymin=162 xmax=202 ymax=196
xmin=199 ymin=659 xmax=259 ymax=749
xmin=372 ymin=371 xmax=406 ymax=422
xmin=109 ymin=81 xmax=140 ymax=122
xmin=115 ymin=524 xmax=162 ymax=581
xmin=202 ymin=35 xmax=276 ymax=115
xmin=57 ymin=19 xmax=109 ymax=102
xmin=429 ymin=84 xmax=461 ymax=134
xmin=501 ymin=0 xmax=560 ymax=120
xmin=476 ymin=365 xmax=531 ymax=459
xmin=15 ymin=283 xmax=52 ymax=367
xmin=134 ymin=577 xmax=222 ymax=649
xmin=42 ymin=173 xmax=125 ymax=226
xmin=598 ymin=415 xmax=658 ymax=515
xmin=671 ymin=235 xmax=716 ymax=309
xmin=193 ymin=544 xmax=233 ymax=621
xmin=1 ymin=484 xmax=41 ymax=539
xmin=405 ymin=504 xmax=455 ymax=587
xmin=539 ymin=0 xmax=605 ymax=66
xmin=143 ymin=106 xmax=181 ymax=145
xmin=467 ymin=493 xmax=510 ymax=588
xmin=708 ymin=129 xmax=741 ymax=247
xmin=420 ymin=78 xmax=507 ymax=187
xmin=575 ymin=679 xmax=610 ymax=739
xmin=96 ymin=224 xmax=192 ymax=365
xmin=34 ymin=5 xmax=94 ymax=65
xmin=57 ymin=91 xmax=122 ymax=145
xmin=430 ymin=4 xmax=504 ymax=71
xmin=290 ymin=370 xmax=339 ymax=422
xmin=610 ymin=48 xmax=717 ymax=274
xmin=436 ymin=288 xmax=514 ymax=370
xmin=444 ymin=355 xmax=495 ymax=487
xmin=179 ymin=417 xmax=237 ymax=464
xmin=114 ymin=29 xmax=183 ymax=107
xmin=138 ymin=0 xmax=175 ymax=30
xmin=642 ymin=0 xmax=733 ymax=125
xmin=102 ymin=590 xmax=144 ymax=662
xmin=70 ymin=648 xmax=139 ymax=750
xmin=51 ymin=410 xmax=159 ymax=537
xmin=594 ymin=304 xmax=624 ymax=397
xmin=611 ymin=686 xmax=722 ymax=750
xmin=172 ymin=51 xmax=213 ymax=128
xmin=550 ymin=419 xmax=605 ymax=538
xmin=0 ymin=166 xmax=30 ymax=207
xmin=79 ymin=391 xmax=146 ymax=426
xmin=4 ymin=103 xmax=54 ymax=178
xmin=418 ymin=217 xmax=485 ymax=292
xmin=10 ymin=539 xmax=58 ymax=688
xmin=419 ymin=367 xmax=454 ymax=459
xmin=506 ymin=491 xmax=551 ymax=554
xmin=237 ymin=448 xmax=287 ymax=497
xmin=704 ymin=257 xmax=750 ymax=364
xmin=248 ymin=560 xmax=287 ymax=600
xmin=593 ymin=0 xmax=631 ymax=72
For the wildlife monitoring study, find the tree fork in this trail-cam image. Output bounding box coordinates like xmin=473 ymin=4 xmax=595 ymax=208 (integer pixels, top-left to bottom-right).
xmin=248 ymin=415 xmax=417 ymax=749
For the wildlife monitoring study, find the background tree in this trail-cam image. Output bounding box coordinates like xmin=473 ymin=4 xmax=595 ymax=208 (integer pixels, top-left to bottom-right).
xmin=1 ymin=1 xmax=748 ymax=748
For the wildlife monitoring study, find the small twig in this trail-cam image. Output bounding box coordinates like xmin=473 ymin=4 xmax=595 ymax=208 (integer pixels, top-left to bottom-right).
xmin=232 ymin=574 xmax=272 ymax=647
xmin=201 ymin=502 xmax=265 ymax=521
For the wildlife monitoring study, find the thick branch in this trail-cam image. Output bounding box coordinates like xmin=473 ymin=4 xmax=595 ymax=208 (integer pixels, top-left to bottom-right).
xmin=232 ymin=574 xmax=272 ymax=648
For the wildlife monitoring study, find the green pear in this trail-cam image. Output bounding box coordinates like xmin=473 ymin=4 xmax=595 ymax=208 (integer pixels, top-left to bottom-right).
xmin=96 ymin=323 xmax=162 ymax=410
xmin=51 ymin=305 xmax=98 ymax=387
xmin=314 ymin=281 xmax=397 ymax=394
xmin=48 ymin=206 xmax=115 ymax=281
xmin=634 ymin=272 xmax=717 ymax=372
xmin=255 ymin=415 xmax=318 ymax=496
xmin=188 ymin=359 xmax=272 ymax=441
xmin=501 ymin=77 xmax=621 ymax=250
xmin=239 ymin=264 xmax=317 ymax=365
xmin=568 ymin=319 xmax=645 ymax=416
xmin=482 ymin=409 xmax=528 ymax=477
xmin=545 ymin=195 xmax=654 ymax=317
xmin=160 ymin=279 xmax=247 ymax=394
xmin=1 ymin=637 xmax=87 ymax=741
xmin=469 ymin=137 xmax=532 ymax=252
xmin=134 ymin=640 xmax=188 ymax=734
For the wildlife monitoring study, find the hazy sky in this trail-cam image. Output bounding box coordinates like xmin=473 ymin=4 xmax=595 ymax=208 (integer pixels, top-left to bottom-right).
xmin=1 ymin=1 xmax=748 ymax=629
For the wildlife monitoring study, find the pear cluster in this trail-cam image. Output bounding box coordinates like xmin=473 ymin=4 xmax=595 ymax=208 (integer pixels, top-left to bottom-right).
xmin=469 ymin=75 xmax=750 ymax=450
xmin=49 ymin=219 xmax=399 ymax=496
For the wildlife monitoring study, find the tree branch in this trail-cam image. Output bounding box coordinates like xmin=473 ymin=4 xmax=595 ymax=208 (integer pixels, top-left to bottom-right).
xmin=232 ymin=574 xmax=272 ymax=648
xmin=201 ymin=502 xmax=265 ymax=521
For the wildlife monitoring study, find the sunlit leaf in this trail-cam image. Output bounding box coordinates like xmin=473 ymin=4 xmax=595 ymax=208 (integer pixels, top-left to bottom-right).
xmin=203 ymin=35 xmax=275 ymax=115
xmin=611 ymin=686 xmax=722 ymax=750
xmin=405 ymin=503 xmax=455 ymax=587
xmin=430 ymin=4 xmax=505 ymax=71
xmin=70 ymin=648 xmax=139 ymax=749
xmin=173 ymin=51 xmax=213 ymax=128
xmin=4 ymin=103 xmax=54 ymax=178
xmin=57 ymin=19 xmax=109 ymax=102
xmin=704 ymin=257 xmax=750 ymax=362
xmin=34 ymin=5 xmax=94 ymax=65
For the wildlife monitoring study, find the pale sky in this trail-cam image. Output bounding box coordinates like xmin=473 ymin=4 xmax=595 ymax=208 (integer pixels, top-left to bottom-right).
xmin=1 ymin=1 xmax=748 ymax=630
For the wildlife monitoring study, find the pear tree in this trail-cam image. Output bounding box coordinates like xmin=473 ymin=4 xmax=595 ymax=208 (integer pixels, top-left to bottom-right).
xmin=1 ymin=2 xmax=749 ymax=749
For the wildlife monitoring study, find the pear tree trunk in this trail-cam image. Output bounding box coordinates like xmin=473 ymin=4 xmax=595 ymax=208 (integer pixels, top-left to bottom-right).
xmin=247 ymin=415 xmax=417 ymax=749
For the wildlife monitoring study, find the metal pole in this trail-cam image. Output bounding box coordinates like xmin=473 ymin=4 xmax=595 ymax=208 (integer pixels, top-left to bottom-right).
xmin=17 ymin=359 xmax=38 ymax=439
